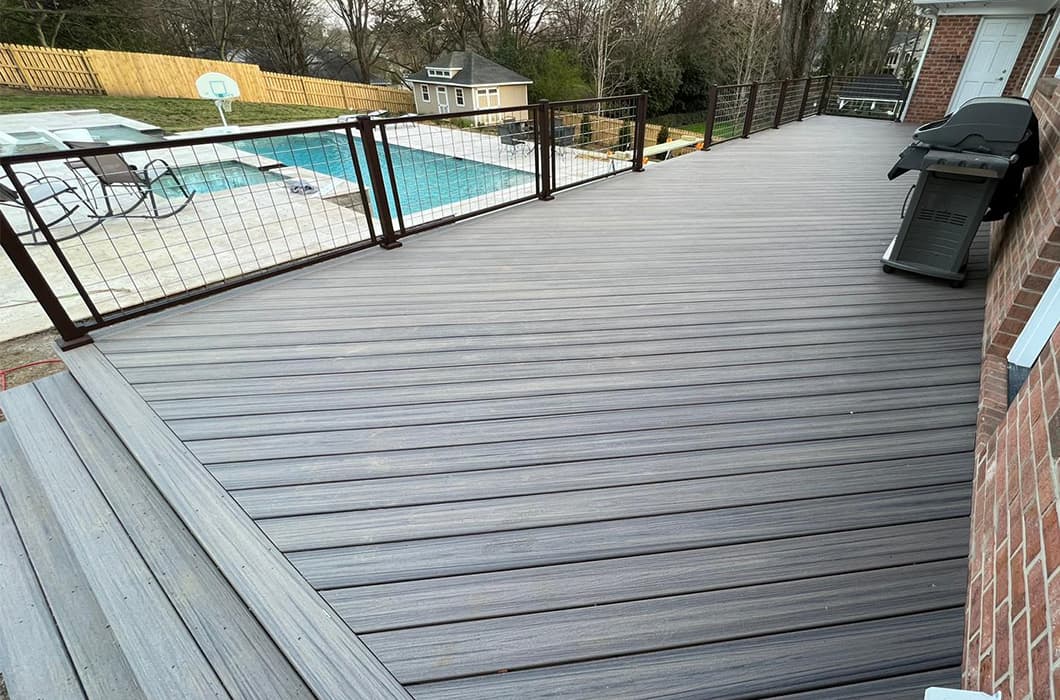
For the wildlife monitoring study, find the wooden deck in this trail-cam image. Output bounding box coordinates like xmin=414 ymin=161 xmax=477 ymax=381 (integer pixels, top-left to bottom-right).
xmin=13 ymin=116 xmax=983 ymax=697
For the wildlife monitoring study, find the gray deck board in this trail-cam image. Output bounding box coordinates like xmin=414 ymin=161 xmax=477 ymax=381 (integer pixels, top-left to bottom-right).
xmin=365 ymin=560 xmax=966 ymax=682
xmin=324 ymin=518 xmax=970 ymax=631
xmin=0 ymin=385 xmax=227 ymax=699
xmin=84 ymin=116 xmax=980 ymax=697
xmin=0 ymin=428 xmax=85 ymax=700
xmin=407 ymin=610 xmax=965 ymax=699
xmin=34 ymin=373 xmax=314 ymax=700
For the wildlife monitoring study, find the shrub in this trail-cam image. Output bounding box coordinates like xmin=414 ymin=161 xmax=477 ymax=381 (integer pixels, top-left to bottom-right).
xmin=656 ymin=124 xmax=670 ymax=145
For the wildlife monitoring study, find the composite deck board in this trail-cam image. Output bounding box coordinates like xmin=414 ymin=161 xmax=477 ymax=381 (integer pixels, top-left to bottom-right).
xmin=324 ymin=518 xmax=970 ymax=631
xmin=114 ymin=326 xmax=982 ymax=386
xmin=236 ymin=452 xmax=973 ymax=518
xmin=407 ymin=610 xmax=966 ymax=699
xmin=157 ymin=349 xmax=980 ymax=420
xmin=0 ymin=428 xmax=85 ymax=700
xmin=365 ymin=560 xmax=966 ymax=682
xmin=89 ymin=117 xmax=980 ymax=696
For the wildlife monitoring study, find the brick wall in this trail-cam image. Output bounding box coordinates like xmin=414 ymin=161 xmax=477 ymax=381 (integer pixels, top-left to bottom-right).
xmin=906 ymin=16 xmax=982 ymax=123
xmin=981 ymin=81 xmax=1060 ymax=358
xmin=906 ymin=15 xmax=1049 ymax=124
xmin=965 ymin=78 xmax=1060 ymax=698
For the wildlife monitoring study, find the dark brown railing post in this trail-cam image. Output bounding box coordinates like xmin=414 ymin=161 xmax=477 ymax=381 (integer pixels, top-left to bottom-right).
xmin=818 ymin=76 xmax=833 ymax=116
xmin=536 ymin=100 xmax=554 ymax=200
xmin=632 ymin=92 xmax=648 ymax=172
xmin=772 ymin=79 xmax=789 ymax=129
xmin=356 ymin=115 xmax=401 ymax=249
xmin=0 ymin=214 xmax=91 ymax=348
xmin=742 ymin=83 xmax=759 ymax=138
xmin=703 ymin=85 xmax=718 ymax=150
xmin=797 ymin=77 xmax=813 ymax=121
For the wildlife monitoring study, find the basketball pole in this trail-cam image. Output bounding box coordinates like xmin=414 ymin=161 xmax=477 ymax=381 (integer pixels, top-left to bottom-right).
xmin=215 ymin=98 xmax=229 ymax=128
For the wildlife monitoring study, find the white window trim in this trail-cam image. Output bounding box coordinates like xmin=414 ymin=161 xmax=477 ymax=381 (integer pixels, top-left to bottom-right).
xmin=420 ymin=84 xmax=430 ymax=102
xmin=1022 ymin=12 xmax=1060 ymax=96
xmin=1008 ymin=270 xmax=1060 ymax=368
xmin=454 ymin=87 xmax=464 ymax=106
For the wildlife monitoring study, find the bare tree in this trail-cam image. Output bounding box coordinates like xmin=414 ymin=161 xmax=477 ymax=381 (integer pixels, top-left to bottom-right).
xmin=166 ymin=0 xmax=250 ymax=59
xmin=777 ymin=0 xmax=826 ymax=78
xmin=325 ymin=0 xmax=411 ymax=81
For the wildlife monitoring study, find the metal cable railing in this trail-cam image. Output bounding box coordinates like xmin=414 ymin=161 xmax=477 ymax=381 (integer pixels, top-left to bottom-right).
xmin=548 ymin=96 xmax=644 ymax=191
xmin=0 ymin=95 xmax=649 ymax=345
xmin=702 ymin=73 xmax=903 ymax=150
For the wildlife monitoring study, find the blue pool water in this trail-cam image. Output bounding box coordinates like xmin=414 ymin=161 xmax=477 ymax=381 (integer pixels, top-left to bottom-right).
xmin=235 ymin=131 xmax=533 ymax=216
xmin=156 ymin=161 xmax=285 ymax=199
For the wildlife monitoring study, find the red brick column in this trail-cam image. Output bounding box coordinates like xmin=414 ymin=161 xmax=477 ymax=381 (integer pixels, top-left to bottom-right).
xmin=906 ymin=16 xmax=982 ymax=123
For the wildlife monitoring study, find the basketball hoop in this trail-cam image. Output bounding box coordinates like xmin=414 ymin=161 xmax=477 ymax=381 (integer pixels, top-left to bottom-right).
xmin=195 ymin=72 xmax=241 ymax=130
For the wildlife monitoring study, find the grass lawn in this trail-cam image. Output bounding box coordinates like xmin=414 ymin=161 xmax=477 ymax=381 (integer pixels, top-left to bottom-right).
xmin=0 ymin=93 xmax=348 ymax=133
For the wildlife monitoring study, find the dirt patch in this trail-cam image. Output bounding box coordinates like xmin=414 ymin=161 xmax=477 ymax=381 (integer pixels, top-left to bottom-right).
xmin=0 ymin=329 xmax=65 ymax=420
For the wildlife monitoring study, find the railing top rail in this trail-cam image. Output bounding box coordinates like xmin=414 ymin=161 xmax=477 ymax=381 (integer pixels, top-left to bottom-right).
xmin=548 ymin=94 xmax=641 ymax=108
xmin=716 ymin=83 xmax=754 ymax=90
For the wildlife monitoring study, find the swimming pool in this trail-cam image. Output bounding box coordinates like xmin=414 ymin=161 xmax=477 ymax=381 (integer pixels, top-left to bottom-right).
xmin=155 ymin=161 xmax=286 ymax=199
xmin=235 ymin=131 xmax=533 ymax=216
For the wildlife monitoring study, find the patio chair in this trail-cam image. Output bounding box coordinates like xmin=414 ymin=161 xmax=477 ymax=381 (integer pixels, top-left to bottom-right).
xmin=63 ymin=141 xmax=195 ymax=219
xmin=498 ymin=122 xmax=532 ymax=155
xmin=0 ymin=173 xmax=97 ymax=244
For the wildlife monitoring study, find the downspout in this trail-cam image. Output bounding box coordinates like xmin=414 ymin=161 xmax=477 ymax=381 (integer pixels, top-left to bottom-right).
xmin=900 ymin=7 xmax=939 ymax=122
xmin=1022 ymin=8 xmax=1060 ymax=97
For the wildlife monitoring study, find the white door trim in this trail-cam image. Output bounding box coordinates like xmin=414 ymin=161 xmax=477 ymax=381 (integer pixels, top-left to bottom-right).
xmin=948 ymin=15 xmax=1033 ymax=112
xmin=436 ymin=86 xmax=449 ymax=113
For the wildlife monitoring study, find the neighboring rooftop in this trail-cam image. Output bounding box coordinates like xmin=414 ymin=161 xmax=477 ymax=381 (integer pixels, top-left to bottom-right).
xmin=406 ymin=50 xmax=532 ymax=86
xmin=0 ymin=116 xmax=981 ymax=698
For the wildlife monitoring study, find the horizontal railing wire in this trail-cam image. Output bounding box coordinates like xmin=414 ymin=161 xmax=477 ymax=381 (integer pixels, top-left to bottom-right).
xmin=2 ymin=127 xmax=378 ymax=325
xmin=802 ymin=77 xmax=828 ymax=119
xmin=548 ymin=96 xmax=640 ymax=191
xmin=376 ymin=107 xmax=540 ymax=236
xmin=711 ymin=85 xmax=751 ymax=145
xmin=749 ymin=80 xmax=782 ymax=134
xmin=824 ymin=75 xmax=910 ymax=121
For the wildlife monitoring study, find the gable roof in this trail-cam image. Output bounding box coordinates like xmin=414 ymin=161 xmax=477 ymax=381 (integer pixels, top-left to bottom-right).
xmin=406 ymin=51 xmax=531 ymax=86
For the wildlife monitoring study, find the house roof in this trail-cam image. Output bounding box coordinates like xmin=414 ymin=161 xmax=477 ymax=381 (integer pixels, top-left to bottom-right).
xmin=406 ymin=51 xmax=532 ymax=86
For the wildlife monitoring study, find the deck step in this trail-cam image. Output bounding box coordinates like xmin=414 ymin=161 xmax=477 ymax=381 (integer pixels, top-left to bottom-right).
xmin=0 ymin=425 xmax=85 ymax=700
xmin=0 ymin=374 xmax=314 ymax=699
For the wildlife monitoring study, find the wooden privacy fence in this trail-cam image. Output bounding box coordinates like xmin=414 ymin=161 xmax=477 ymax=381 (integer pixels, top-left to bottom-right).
xmin=261 ymin=73 xmax=413 ymax=113
xmin=0 ymin=44 xmax=102 ymax=94
xmin=0 ymin=43 xmax=414 ymax=113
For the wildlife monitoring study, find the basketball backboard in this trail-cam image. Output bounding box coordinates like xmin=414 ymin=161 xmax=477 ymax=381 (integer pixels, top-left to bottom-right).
xmin=195 ymin=72 xmax=240 ymax=100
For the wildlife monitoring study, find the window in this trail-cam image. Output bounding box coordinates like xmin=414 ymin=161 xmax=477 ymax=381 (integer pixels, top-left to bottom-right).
xmin=1007 ymin=269 xmax=1060 ymax=402
xmin=420 ymin=84 xmax=430 ymax=102
xmin=427 ymin=68 xmax=454 ymax=78
xmin=476 ymin=87 xmax=500 ymax=108
xmin=454 ymin=87 xmax=464 ymax=106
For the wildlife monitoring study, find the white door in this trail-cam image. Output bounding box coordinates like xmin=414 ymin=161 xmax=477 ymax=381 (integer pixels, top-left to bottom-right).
xmin=949 ymin=16 xmax=1032 ymax=111
xmin=436 ymin=86 xmax=449 ymax=114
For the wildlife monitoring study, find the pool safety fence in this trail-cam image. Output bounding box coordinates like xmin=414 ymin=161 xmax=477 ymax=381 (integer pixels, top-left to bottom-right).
xmin=1 ymin=96 xmax=648 ymax=345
